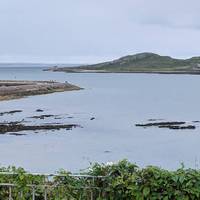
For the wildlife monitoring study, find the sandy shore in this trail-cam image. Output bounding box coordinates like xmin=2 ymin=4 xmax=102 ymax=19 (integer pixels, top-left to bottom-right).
xmin=0 ymin=80 xmax=81 ymax=101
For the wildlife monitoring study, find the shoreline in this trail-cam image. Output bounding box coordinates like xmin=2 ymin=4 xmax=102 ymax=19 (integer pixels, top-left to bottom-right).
xmin=47 ymin=68 xmax=200 ymax=75
xmin=0 ymin=80 xmax=82 ymax=101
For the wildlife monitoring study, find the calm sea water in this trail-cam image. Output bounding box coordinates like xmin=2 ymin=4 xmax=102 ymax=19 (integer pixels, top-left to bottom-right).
xmin=0 ymin=66 xmax=200 ymax=173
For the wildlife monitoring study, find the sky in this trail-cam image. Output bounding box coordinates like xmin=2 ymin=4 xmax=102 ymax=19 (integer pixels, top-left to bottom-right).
xmin=0 ymin=0 xmax=200 ymax=63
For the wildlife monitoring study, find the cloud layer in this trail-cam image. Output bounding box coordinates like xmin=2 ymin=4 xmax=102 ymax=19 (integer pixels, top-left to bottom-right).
xmin=0 ymin=0 xmax=199 ymax=63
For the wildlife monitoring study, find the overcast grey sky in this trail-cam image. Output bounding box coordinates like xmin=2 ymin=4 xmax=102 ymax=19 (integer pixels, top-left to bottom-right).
xmin=0 ymin=0 xmax=200 ymax=63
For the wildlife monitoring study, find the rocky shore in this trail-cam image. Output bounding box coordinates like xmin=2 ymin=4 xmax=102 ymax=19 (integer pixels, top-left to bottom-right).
xmin=0 ymin=80 xmax=81 ymax=101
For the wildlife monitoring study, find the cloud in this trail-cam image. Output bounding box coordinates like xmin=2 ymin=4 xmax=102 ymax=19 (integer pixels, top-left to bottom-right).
xmin=140 ymin=19 xmax=200 ymax=31
xmin=131 ymin=0 xmax=200 ymax=30
xmin=0 ymin=0 xmax=200 ymax=62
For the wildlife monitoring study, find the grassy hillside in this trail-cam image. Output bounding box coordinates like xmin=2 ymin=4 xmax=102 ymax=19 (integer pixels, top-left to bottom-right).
xmin=50 ymin=53 xmax=200 ymax=74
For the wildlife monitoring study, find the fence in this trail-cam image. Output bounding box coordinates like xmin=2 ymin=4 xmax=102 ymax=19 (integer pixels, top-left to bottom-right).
xmin=0 ymin=172 xmax=107 ymax=200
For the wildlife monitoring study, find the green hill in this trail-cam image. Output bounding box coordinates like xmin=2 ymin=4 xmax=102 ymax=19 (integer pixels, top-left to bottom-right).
xmin=50 ymin=53 xmax=200 ymax=74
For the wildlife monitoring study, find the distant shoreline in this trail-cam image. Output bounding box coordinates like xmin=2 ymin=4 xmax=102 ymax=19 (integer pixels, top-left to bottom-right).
xmin=0 ymin=80 xmax=81 ymax=101
xmin=45 ymin=52 xmax=200 ymax=75
xmin=47 ymin=68 xmax=200 ymax=75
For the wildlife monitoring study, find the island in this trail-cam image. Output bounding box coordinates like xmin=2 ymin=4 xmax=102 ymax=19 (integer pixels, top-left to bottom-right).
xmin=46 ymin=52 xmax=200 ymax=74
xmin=0 ymin=80 xmax=81 ymax=101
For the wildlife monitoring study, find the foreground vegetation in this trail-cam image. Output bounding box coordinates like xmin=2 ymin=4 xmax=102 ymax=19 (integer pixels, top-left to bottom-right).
xmin=1 ymin=160 xmax=200 ymax=199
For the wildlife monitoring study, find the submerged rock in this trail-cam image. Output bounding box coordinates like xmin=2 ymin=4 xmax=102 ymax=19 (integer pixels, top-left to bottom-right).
xmin=9 ymin=133 xmax=27 ymax=136
xmin=36 ymin=109 xmax=44 ymax=112
xmin=29 ymin=115 xmax=55 ymax=119
xmin=135 ymin=121 xmax=196 ymax=130
xmin=0 ymin=123 xmax=78 ymax=134
xmin=135 ymin=121 xmax=186 ymax=127
xmin=0 ymin=110 xmax=22 ymax=116
xmin=159 ymin=125 xmax=196 ymax=130
xmin=104 ymin=150 xmax=111 ymax=153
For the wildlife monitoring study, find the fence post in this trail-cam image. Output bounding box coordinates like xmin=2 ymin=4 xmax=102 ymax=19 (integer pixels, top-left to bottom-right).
xmin=9 ymin=186 xmax=12 ymax=200
xmin=90 ymin=177 xmax=95 ymax=200
xmin=20 ymin=191 xmax=23 ymax=199
xmin=44 ymin=186 xmax=47 ymax=200
xmin=91 ymin=190 xmax=93 ymax=200
xmin=32 ymin=186 xmax=35 ymax=200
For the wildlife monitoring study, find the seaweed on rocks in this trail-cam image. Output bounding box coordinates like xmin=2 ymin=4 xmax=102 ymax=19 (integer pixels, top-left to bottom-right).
xmin=135 ymin=121 xmax=186 ymax=127
xmin=0 ymin=110 xmax=22 ymax=116
xmin=29 ymin=115 xmax=55 ymax=119
xmin=135 ymin=121 xmax=196 ymax=130
xmin=0 ymin=123 xmax=78 ymax=134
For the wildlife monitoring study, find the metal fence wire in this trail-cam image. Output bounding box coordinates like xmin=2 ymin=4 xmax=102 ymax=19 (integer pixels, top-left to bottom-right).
xmin=0 ymin=172 xmax=107 ymax=200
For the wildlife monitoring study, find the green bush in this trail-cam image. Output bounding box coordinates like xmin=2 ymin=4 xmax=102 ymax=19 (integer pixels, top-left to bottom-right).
xmin=1 ymin=160 xmax=200 ymax=199
xmin=89 ymin=160 xmax=200 ymax=200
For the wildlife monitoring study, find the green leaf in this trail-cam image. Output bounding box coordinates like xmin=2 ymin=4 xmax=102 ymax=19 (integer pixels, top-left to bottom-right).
xmin=163 ymin=196 xmax=169 ymax=200
xmin=179 ymin=175 xmax=185 ymax=184
xmin=172 ymin=175 xmax=179 ymax=183
xmin=143 ymin=187 xmax=150 ymax=197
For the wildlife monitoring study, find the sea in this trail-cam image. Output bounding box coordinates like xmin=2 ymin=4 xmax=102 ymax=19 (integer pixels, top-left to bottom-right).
xmin=0 ymin=64 xmax=200 ymax=173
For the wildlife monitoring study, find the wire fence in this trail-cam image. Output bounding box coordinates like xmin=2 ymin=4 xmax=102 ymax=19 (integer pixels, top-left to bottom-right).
xmin=0 ymin=172 xmax=107 ymax=200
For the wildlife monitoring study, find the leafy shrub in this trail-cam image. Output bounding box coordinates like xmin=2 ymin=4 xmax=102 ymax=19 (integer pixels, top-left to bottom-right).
xmin=0 ymin=160 xmax=200 ymax=199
